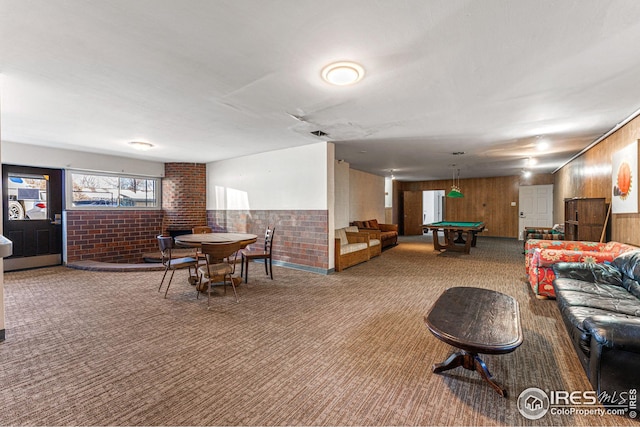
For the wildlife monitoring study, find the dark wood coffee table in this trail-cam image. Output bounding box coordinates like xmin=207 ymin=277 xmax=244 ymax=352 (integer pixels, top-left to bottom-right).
xmin=424 ymin=287 xmax=523 ymax=397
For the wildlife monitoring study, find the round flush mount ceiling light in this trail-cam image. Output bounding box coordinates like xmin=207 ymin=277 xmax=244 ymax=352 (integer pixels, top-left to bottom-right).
xmin=129 ymin=141 xmax=154 ymax=151
xmin=321 ymin=61 xmax=365 ymax=86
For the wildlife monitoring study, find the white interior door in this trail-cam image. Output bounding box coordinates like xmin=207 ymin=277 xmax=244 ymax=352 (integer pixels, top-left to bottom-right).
xmin=518 ymin=185 xmax=554 ymax=240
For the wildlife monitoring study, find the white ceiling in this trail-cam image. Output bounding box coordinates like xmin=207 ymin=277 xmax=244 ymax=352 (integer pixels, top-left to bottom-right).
xmin=2 ymin=0 xmax=640 ymax=181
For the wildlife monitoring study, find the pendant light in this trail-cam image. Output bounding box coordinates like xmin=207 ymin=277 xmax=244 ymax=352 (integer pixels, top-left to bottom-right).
xmin=447 ymin=166 xmax=464 ymax=198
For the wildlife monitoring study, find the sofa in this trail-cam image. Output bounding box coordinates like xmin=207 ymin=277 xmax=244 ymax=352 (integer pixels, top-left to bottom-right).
xmin=524 ymin=225 xmax=564 ymax=241
xmin=525 ymin=239 xmax=637 ymax=298
xmin=346 ymin=226 xmax=381 ymax=259
xmin=334 ymin=227 xmax=371 ymax=272
xmin=552 ymin=251 xmax=640 ymax=401
xmin=350 ymin=219 xmax=398 ymax=249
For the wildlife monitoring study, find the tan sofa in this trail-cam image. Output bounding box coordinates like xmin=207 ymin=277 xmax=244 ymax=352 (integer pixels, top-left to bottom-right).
xmin=334 ymin=227 xmax=371 ymax=272
xmin=350 ymin=219 xmax=398 ymax=248
xmin=346 ymin=226 xmax=381 ymax=258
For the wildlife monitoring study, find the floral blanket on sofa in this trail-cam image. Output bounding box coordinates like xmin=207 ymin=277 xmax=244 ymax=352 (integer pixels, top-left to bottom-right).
xmin=525 ymin=240 xmax=637 ymax=298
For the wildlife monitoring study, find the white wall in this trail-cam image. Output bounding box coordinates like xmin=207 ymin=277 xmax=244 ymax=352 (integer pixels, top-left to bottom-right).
xmin=349 ymin=168 xmax=385 ymax=222
xmin=206 ymin=142 xmax=330 ymax=210
xmin=2 ymin=141 xmax=164 ymax=177
xmin=334 ymin=160 xmax=350 ymax=228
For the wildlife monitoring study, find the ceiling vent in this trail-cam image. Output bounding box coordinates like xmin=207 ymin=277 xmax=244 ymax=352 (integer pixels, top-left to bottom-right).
xmin=310 ymin=130 xmax=329 ymax=138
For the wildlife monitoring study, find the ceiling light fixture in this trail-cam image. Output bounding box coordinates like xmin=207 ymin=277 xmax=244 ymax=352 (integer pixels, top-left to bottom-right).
xmin=321 ymin=61 xmax=365 ymax=86
xmin=447 ymin=165 xmax=464 ymax=198
xmin=535 ymin=137 xmax=549 ymax=151
xmin=128 ymin=141 xmax=154 ymax=151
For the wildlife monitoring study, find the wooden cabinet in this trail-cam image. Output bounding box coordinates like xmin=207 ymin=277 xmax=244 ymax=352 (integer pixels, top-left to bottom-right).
xmin=564 ymin=198 xmax=607 ymax=242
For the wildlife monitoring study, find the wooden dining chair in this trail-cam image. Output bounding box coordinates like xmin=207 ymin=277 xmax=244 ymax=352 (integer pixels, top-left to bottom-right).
xmin=240 ymin=227 xmax=275 ymax=283
xmin=192 ymin=226 xmax=212 ymax=234
xmin=157 ymin=235 xmax=198 ymax=298
xmin=196 ymin=241 xmax=244 ymax=308
xmin=191 ymin=225 xmax=213 ymax=262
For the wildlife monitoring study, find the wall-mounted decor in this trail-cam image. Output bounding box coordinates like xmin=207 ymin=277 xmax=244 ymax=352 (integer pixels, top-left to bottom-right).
xmin=612 ymin=140 xmax=638 ymax=213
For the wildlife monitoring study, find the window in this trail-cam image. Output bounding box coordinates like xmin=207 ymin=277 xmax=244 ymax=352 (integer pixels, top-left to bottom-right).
xmin=7 ymin=173 xmax=49 ymax=220
xmin=69 ymin=172 xmax=159 ymax=208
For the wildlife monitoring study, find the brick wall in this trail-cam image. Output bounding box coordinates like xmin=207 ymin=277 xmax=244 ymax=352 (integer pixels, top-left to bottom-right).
xmin=207 ymin=210 xmax=329 ymax=271
xmin=66 ymin=210 xmax=164 ymax=263
xmin=162 ymin=163 xmax=207 ymax=232
xmin=64 ymin=165 xmax=329 ymax=268
xmin=65 ymin=163 xmax=210 ymax=264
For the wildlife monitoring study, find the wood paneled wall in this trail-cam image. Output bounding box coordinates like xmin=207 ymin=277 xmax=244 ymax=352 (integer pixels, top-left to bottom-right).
xmin=555 ymin=114 xmax=640 ymax=245
xmin=397 ymin=174 xmax=554 ymax=238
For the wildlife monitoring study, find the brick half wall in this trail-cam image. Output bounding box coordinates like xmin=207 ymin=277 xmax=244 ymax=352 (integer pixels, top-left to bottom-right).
xmin=66 ymin=210 xmax=164 ymax=263
xmin=207 ymin=210 xmax=329 ymax=273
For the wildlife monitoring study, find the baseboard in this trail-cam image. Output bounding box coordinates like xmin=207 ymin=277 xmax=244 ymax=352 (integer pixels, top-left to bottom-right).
xmin=250 ymin=259 xmax=331 ymax=275
xmin=4 ymin=254 xmax=62 ymax=272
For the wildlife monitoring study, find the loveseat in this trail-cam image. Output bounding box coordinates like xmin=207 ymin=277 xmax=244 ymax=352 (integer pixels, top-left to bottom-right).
xmin=334 ymin=227 xmax=371 ymax=272
xmin=346 ymin=226 xmax=381 ymax=258
xmin=523 ymin=225 xmax=565 ymax=241
xmin=350 ymin=219 xmax=398 ymax=249
xmin=552 ymin=252 xmax=640 ymax=401
xmin=525 ymin=239 xmax=637 ymax=298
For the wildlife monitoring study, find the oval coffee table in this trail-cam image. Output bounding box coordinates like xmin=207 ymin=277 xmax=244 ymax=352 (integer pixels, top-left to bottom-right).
xmin=424 ymin=286 xmax=523 ymax=397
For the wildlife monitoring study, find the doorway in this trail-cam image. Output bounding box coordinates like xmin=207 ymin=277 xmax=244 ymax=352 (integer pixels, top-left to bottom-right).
xmin=403 ymin=190 xmax=446 ymax=235
xmin=2 ymin=165 xmax=63 ymax=271
xmin=518 ymin=184 xmax=553 ymax=240
xmin=422 ymin=190 xmax=444 ymax=232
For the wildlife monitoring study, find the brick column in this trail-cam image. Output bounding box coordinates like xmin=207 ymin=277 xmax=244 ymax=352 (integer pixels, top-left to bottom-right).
xmin=162 ymin=163 xmax=207 ymax=233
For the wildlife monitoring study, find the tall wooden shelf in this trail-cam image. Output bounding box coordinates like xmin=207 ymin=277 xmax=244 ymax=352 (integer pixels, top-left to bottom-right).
xmin=564 ymin=197 xmax=607 ymax=242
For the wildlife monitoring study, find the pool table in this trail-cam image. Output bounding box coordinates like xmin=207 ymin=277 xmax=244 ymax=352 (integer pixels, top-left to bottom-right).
xmin=422 ymin=221 xmax=486 ymax=254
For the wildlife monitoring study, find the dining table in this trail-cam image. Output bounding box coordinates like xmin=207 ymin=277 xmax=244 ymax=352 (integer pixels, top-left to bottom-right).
xmin=174 ymin=232 xmax=258 ymax=248
xmin=174 ymin=232 xmax=258 ymax=285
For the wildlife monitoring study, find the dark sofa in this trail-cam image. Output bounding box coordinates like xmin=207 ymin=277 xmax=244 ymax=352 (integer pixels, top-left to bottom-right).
xmin=552 ymin=250 xmax=640 ymax=402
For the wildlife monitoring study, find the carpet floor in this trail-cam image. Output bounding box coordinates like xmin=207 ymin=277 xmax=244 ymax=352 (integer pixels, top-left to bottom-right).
xmin=0 ymin=236 xmax=636 ymax=426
